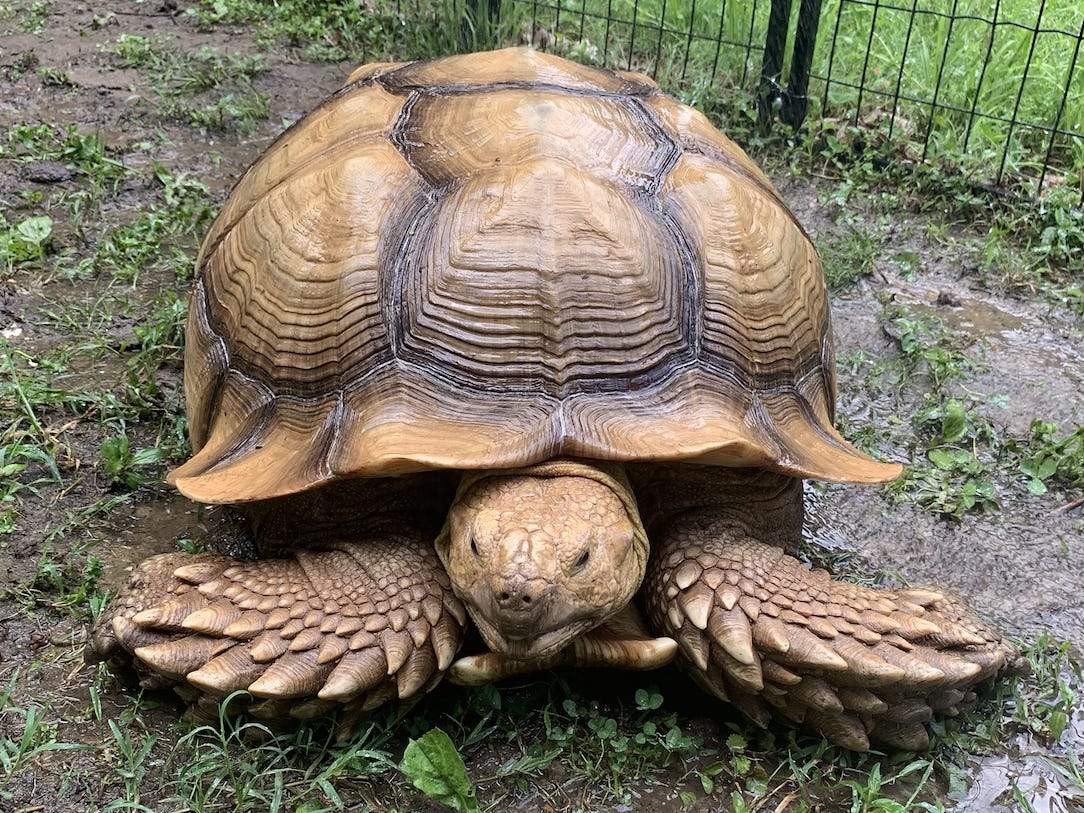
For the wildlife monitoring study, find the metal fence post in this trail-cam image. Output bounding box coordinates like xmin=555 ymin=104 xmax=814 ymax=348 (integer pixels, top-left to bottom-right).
xmin=758 ymin=0 xmax=793 ymax=126
xmin=782 ymin=0 xmax=824 ymax=126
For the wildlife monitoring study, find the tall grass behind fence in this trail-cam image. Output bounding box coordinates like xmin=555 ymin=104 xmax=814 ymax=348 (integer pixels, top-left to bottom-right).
xmin=811 ymin=0 xmax=1084 ymax=199
xmin=412 ymin=0 xmax=1083 ymax=202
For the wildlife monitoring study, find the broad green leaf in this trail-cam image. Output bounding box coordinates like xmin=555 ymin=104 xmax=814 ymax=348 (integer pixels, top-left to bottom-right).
xmin=16 ymin=215 xmax=52 ymax=244
xmin=927 ymin=448 xmax=955 ymax=469
xmin=1026 ymin=478 xmax=1047 ymax=495
xmin=399 ymin=728 xmax=480 ymax=813
xmin=939 ymin=400 xmax=967 ymax=443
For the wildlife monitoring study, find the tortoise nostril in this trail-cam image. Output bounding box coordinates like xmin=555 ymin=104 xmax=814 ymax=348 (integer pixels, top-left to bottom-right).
xmin=498 ymin=591 xmax=510 ymax=602
xmin=522 ymin=595 xmax=531 ymax=604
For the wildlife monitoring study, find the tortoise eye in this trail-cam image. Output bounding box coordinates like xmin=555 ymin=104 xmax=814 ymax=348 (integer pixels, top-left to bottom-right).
xmin=572 ymin=549 xmax=590 ymax=571
xmin=470 ymin=537 xmax=480 ymax=557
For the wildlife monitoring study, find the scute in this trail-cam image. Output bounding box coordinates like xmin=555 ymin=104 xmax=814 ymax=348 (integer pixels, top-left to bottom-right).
xmin=398 ymin=159 xmax=690 ymax=387
xmin=171 ymin=47 xmax=900 ymax=504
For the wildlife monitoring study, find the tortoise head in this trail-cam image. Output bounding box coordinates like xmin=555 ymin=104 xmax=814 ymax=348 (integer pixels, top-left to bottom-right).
xmin=437 ymin=462 xmax=648 ymax=659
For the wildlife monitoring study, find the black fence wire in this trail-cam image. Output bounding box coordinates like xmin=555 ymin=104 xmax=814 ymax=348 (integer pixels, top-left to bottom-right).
xmin=450 ymin=0 xmax=1084 ymax=204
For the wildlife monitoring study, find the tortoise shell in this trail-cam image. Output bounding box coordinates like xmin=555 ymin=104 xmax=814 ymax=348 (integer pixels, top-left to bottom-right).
xmin=170 ymin=47 xmax=901 ymax=504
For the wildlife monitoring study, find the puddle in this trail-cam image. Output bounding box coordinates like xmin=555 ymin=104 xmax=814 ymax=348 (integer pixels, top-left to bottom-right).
xmin=957 ymin=748 xmax=1084 ymax=813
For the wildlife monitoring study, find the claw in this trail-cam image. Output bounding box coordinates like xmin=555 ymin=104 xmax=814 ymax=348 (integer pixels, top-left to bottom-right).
xmin=707 ymin=607 xmax=755 ymax=665
xmin=248 ymin=650 xmax=332 ymax=698
xmin=132 ymin=593 xmax=206 ymax=630
xmin=134 ymin=635 xmax=233 ymax=678
xmin=319 ymin=648 xmax=388 ymax=701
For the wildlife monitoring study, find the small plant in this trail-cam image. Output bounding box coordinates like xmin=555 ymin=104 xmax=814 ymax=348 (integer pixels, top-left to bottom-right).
xmin=98 ymin=434 xmax=166 ymax=490
xmin=1012 ymin=421 xmax=1084 ymax=496
xmin=0 ymin=214 xmax=52 ymax=270
xmin=400 ymin=728 xmax=480 ymax=813
xmin=821 ymin=224 xmax=878 ymax=291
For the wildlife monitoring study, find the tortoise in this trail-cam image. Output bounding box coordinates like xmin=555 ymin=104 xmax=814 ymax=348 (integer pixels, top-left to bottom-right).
xmin=90 ymin=47 xmax=1012 ymax=752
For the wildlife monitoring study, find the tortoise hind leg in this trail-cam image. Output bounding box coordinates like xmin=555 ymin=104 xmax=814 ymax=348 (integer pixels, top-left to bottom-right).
xmin=642 ymin=514 xmax=1014 ymax=752
xmin=89 ymin=535 xmax=466 ymax=718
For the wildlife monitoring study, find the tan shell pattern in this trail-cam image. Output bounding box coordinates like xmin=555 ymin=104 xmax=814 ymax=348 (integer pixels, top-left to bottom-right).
xmin=170 ymin=47 xmax=901 ymax=504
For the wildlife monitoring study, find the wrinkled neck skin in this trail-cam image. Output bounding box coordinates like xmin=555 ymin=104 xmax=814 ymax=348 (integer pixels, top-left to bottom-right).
xmin=436 ymin=460 xmax=648 ymax=660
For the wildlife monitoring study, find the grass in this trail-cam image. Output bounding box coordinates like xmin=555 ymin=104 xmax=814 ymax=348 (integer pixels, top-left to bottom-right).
xmin=104 ymin=34 xmax=271 ymax=134
xmin=821 ymin=222 xmax=880 ymax=291
xmin=68 ymin=632 xmax=1079 ymax=812
xmin=186 ymin=0 xmax=470 ymax=63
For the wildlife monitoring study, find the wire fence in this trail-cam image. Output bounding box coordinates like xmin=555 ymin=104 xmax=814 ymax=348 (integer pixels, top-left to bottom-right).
xmin=439 ymin=0 xmax=1084 ymax=203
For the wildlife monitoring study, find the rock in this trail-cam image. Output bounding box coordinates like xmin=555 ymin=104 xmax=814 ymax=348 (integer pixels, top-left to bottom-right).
xmin=23 ymin=160 xmax=74 ymax=184
xmin=936 ymin=289 xmax=962 ymax=307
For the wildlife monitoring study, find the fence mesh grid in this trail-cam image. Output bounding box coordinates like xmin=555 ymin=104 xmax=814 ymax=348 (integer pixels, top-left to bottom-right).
xmin=440 ymin=0 xmax=1083 ymax=203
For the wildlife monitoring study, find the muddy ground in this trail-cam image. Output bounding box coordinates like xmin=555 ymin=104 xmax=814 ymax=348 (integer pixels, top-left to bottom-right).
xmin=0 ymin=1 xmax=1081 ymax=811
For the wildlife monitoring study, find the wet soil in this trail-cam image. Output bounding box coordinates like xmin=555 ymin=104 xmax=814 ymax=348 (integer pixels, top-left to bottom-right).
xmin=1 ymin=1 xmax=1082 ymax=811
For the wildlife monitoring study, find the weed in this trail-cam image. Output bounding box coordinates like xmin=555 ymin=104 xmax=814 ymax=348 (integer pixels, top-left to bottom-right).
xmin=936 ymin=634 xmax=1080 ymax=757
xmin=821 ymin=224 xmax=879 ymax=291
xmin=64 ymin=164 xmax=212 ymax=284
xmin=2 ymin=122 xmax=125 ymax=183
xmin=400 ymin=727 xmax=480 ymax=812
xmin=104 ymin=35 xmax=271 ymax=133
xmin=36 ymin=65 xmax=72 ymax=86
xmin=186 ymin=90 xmax=270 ymax=134
xmin=0 ymin=0 xmax=50 ymax=34
xmin=882 ymin=304 xmax=974 ymax=392
xmin=1011 ymin=421 xmax=1084 ymax=495
xmin=99 ymin=433 xmax=166 ymax=490
xmin=793 ymin=119 xmax=1083 ymax=306
xmin=0 ymin=213 xmax=52 ymax=271
xmin=541 ymin=685 xmax=701 ymax=800
xmin=28 ymin=544 xmax=105 ymax=620
xmin=187 ymin=0 xmax=468 ymax=62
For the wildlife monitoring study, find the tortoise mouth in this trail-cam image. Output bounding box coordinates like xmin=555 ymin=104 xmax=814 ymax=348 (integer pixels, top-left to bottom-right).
xmin=469 ymin=609 xmax=599 ymax=660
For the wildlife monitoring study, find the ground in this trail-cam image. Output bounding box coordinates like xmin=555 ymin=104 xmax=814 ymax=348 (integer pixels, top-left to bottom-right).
xmin=0 ymin=1 xmax=1081 ymax=811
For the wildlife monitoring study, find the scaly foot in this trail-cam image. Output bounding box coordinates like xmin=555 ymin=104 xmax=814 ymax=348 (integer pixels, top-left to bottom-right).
xmin=89 ymin=535 xmax=466 ymax=718
xmin=644 ymin=516 xmax=1014 ymax=751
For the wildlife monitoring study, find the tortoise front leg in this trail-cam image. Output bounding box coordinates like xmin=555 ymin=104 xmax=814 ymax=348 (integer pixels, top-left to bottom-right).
xmin=89 ymin=531 xmax=466 ymax=720
xmin=636 ymin=469 xmax=1014 ymax=752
